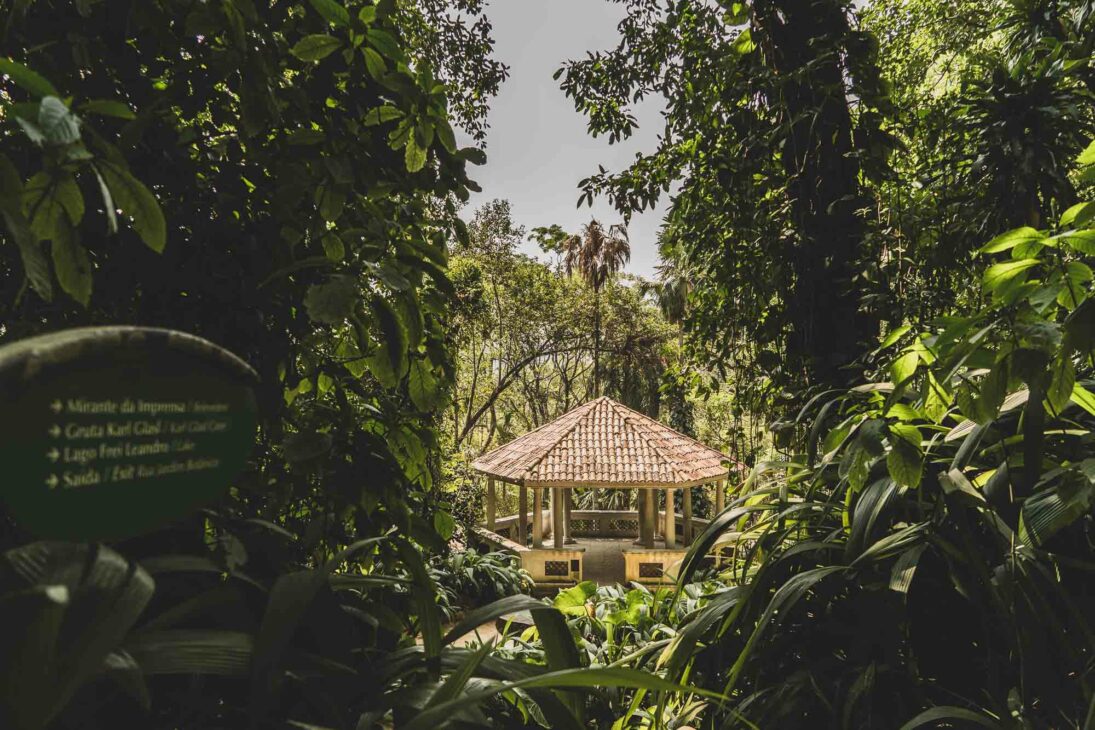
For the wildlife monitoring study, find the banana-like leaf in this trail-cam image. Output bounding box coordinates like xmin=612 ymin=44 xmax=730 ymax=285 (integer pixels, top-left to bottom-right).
xmin=725 ymin=566 xmax=846 ymax=693
xmin=662 ymin=586 xmax=742 ymax=681
xmin=424 ymin=639 xmax=494 ymax=709
xmin=125 ymin=630 xmax=253 ymax=675
xmin=889 ymin=545 xmax=927 ymax=595
xmin=847 ymin=478 xmax=900 ymax=557
xmin=250 ymin=570 xmax=325 ymax=713
xmin=100 ymin=650 xmax=150 ymax=710
xmin=442 ymin=594 xmax=547 ymax=646
xmin=0 ymin=584 xmax=68 ymax=729
xmin=1019 ymin=465 xmax=1095 ymax=547
xmin=397 ymin=539 xmax=443 ymax=663
xmin=400 ymin=666 xmax=725 ymax=730
xmin=1 ymin=543 xmax=154 ymax=725
xmin=898 ymin=705 xmax=1002 ymax=729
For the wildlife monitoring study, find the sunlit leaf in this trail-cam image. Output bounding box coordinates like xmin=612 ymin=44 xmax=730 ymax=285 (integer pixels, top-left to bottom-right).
xmin=291 ymin=34 xmax=343 ymax=61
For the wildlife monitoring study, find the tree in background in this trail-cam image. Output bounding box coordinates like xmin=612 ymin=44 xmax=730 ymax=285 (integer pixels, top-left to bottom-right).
xmin=560 ymin=218 xmax=631 ymax=396
xmin=558 ymin=0 xmax=1094 ymax=427
xmin=558 ymin=0 xmax=893 ymax=396
xmin=0 ymin=1 xmax=516 ymax=726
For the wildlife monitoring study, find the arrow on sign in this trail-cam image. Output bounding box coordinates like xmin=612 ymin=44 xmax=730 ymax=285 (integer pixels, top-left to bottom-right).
xmin=45 ymin=474 xmax=59 ymax=489
xmin=48 ymin=424 xmax=61 ymax=438
xmin=50 ymin=399 xmax=63 ymax=413
xmin=46 ymin=448 xmax=59 ymax=462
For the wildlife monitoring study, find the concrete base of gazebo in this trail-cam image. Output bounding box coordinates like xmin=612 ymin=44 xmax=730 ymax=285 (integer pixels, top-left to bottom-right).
xmin=470 ymin=508 xmax=711 ymax=587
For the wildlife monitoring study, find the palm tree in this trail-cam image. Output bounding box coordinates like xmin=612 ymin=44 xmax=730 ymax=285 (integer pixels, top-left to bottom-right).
xmin=640 ymin=257 xmax=690 ymax=326
xmin=561 ymin=218 xmax=630 ymax=396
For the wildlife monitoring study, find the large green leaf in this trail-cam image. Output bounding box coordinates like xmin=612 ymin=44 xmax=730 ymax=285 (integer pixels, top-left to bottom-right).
xmin=396 ymin=540 xmax=442 ymax=662
xmin=405 ymin=137 xmax=427 ymax=172
xmin=51 ymin=220 xmax=92 ymax=306
xmin=888 ymin=544 xmax=927 ymax=594
xmin=0 ymin=58 xmax=59 ymax=97
xmin=891 ymin=348 xmax=919 ymax=385
xmin=362 ymin=47 xmax=386 ymax=78
xmin=2 ymin=543 xmax=154 ymax=726
xmin=1079 ymin=139 xmax=1095 ymax=166
xmin=3 ymin=207 xmax=52 ymax=300
xmin=849 ymin=478 xmax=901 ymax=554
xmin=125 ymin=630 xmax=254 ymax=675
xmin=898 ymin=705 xmax=1002 ymax=729
xmin=291 ymin=34 xmax=343 ymax=61
xmin=400 ymin=665 xmax=724 ymax=730
xmin=1060 ymin=229 xmax=1095 ymax=255
xmin=366 ymin=295 xmax=409 ymax=387
xmin=442 ymin=596 xmax=547 ymax=647
xmin=1060 ymin=202 xmax=1095 ymax=228
xmin=1071 ymin=383 xmax=1095 ymax=416
xmin=725 ymin=566 xmax=845 ymax=692
xmin=304 ymin=276 xmax=357 ymax=324
xmin=97 ymin=162 xmax=166 ymax=252
xmin=0 ymin=585 xmax=68 ymax=729
xmin=366 ymin=28 xmax=404 ymax=61
xmin=983 ymin=258 xmax=1039 ymax=292
xmin=978 ymin=226 xmax=1043 ymax=254
xmin=37 ymin=96 xmax=81 ymax=145
xmin=423 ymin=640 xmax=494 ymax=710
xmin=250 ymin=571 xmax=326 ymax=712
xmin=408 ymin=358 xmax=441 ymax=410
xmin=23 ymin=170 xmax=82 ymax=239
xmin=552 ymin=580 xmax=596 ymax=616
xmin=79 ymin=99 xmax=136 ymax=120
xmin=1019 ymin=462 xmax=1095 ymax=547
xmin=308 ymin=0 xmax=349 ymax=26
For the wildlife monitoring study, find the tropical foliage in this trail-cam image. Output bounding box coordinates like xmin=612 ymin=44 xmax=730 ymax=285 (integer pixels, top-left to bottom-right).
xmin=664 ymin=181 xmax=1095 ymax=726
xmin=3 ymin=0 xmax=1095 ymax=728
xmin=432 ymin=549 xmax=532 ymax=610
xmin=0 ymin=2 xmax=673 ymax=729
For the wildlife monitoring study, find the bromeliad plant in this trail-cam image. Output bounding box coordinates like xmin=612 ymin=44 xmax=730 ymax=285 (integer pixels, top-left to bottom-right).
xmin=431 ymin=550 xmax=532 ymax=609
xmin=663 ymin=147 xmax=1095 ymax=728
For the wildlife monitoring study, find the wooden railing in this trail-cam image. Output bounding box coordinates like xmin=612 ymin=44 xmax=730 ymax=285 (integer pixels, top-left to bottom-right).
xmin=485 ymin=509 xmax=712 ymax=544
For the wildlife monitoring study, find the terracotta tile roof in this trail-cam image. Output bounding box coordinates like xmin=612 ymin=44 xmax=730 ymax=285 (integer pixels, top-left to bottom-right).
xmin=471 ymin=397 xmax=733 ymax=488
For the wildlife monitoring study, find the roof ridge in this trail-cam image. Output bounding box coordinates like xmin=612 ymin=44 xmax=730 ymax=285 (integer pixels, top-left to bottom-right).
xmin=519 ymin=398 xmax=601 ymax=481
xmin=603 ymin=399 xmax=686 ymax=482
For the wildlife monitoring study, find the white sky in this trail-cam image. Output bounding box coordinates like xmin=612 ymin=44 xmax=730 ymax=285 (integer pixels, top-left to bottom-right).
xmin=458 ymin=0 xmax=670 ymax=278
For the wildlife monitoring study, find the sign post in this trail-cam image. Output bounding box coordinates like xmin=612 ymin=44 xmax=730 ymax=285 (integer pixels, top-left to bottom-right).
xmin=0 ymin=327 xmax=258 ymax=540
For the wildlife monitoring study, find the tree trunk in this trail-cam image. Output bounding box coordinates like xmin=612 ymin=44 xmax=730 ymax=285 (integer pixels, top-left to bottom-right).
xmin=593 ymin=287 xmax=601 ymax=396
xmin=752 ymin=0 xmax=877 ymax=387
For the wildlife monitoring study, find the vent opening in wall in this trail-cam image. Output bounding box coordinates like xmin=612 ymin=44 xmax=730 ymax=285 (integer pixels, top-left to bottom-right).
xmin=639 ymin=562 xmax=663 ymax=578
xmin=544 ymin=561 xmax=568 ymax=576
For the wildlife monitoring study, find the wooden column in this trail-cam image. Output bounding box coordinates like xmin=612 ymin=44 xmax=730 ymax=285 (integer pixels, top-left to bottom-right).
xmin=553 ymin=488 xmax=565 ymax=549
xmin=642 ymin=488 xmax=655 ymax=549
xmin=634 ymin=489 xmax=646 ymax=546
xmin=546 ymin=486 xmax=554 ymax=539
xmin=664 ymin=488 xmax=676 ymax=547
xmin=564 ymin=488 xmax=575 ymax=544
xmin=532 ymin=487 xmax=543 ymax=548
xmin=486 ymin=477 xmax=496 ymax=530
xmin=654 ymin=490 xmax=662 ymax=540
xmin=518 ymin=485 xmax=528 ymax=545
xmin=682 ymin=486 xmax=693 ymax=544
xmin=715 ymin=479 xmax=725 ymax=515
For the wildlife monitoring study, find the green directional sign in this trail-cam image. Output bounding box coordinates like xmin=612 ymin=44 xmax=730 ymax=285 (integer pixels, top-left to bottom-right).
xmin=0 ymin=327 xmax=258 ymax=540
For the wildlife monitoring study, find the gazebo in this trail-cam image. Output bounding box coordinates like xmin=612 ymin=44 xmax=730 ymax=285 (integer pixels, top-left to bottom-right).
xmin=470 ymin=396 xmax=733 ymax=586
